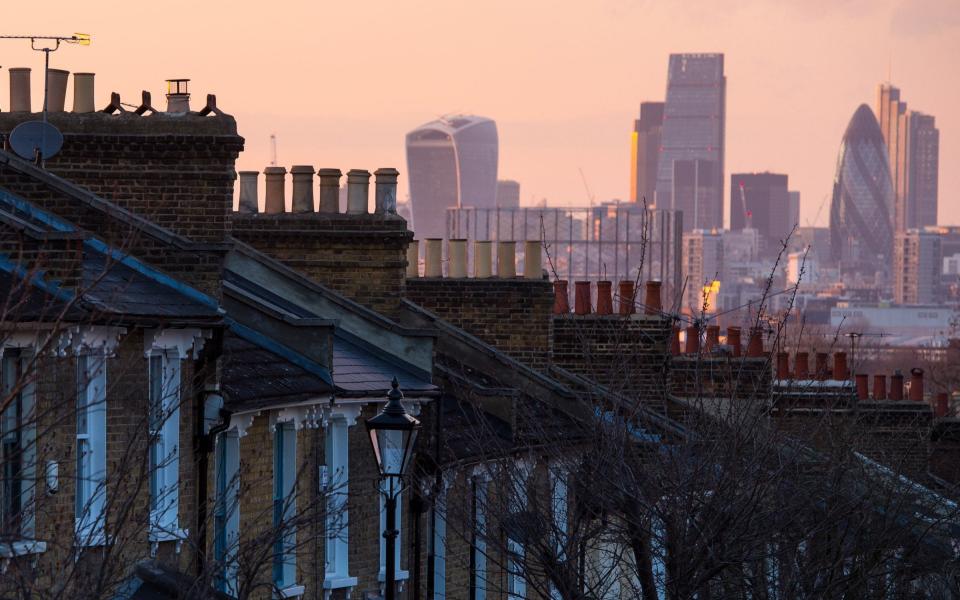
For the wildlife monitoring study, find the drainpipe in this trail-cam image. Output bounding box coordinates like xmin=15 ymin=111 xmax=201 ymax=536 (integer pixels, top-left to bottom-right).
xmin=194 ymin=327 xmax=225 ymax=578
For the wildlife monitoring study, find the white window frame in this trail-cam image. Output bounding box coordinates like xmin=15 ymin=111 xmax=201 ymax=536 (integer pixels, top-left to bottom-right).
xmin=1 ymin=350 xmax=37 ymax=542
xmin=324 ymin=416 xmax=357 ymax=593
xmin=148 ymin=350 xmax=183 ymax=541
xmin=76 ymin=353 xmax=107 ymax=546
xmin=379 ymin=429 xmax=409 ymax=586
xmin=273 ymin=421 xmax=300 ymax=596
xmin=214 ymin=431 xmax=240 ymax=596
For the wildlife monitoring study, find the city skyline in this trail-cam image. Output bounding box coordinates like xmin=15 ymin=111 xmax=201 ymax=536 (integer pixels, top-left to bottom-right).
xmin=2 ymin=0 xmax=958 ymax=228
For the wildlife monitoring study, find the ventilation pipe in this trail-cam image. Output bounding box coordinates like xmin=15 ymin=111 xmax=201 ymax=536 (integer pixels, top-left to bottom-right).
xmin=424 ymin=239 xmax=442 ymax=277
xmin=497 ymin=242 xmax=516 ymax=278
xmin=574 ymin=281 xmax=591 ymax=315
xmin=523 ymin=241 xmax=542 ymax=279
xmin=474 ymin=241 xmax=492 ymax=278
xmin=263 ymin=167 xmax=286 ymax=214
xmin=553 ymin=280 xmax=569 ymax=314
xmin=346 ymin=169 xmax=371 ymax=214
xmin=72 ymin=72 xmax=95 ymax=113
xmin=9 ymin=68 xmax=31 ymax=112
xmin=317 ymin=169 xmax=342 ymax=213
xmin=596 ymin=281 xmax=613 ymax=315
xmin=406 ymin=241 xmax=419 ymax=278
xmin=618 ymin=281 xmax=635 ymax=315
xmin=290 ymin=166 xmax=315 ymax=213
xmin=46 ymin=69 xmax=69 ymax=112
xmin=374 ymin=168 xmax=399 ymax=214
xmin=237 ymin=171 xmax=259 ymax=213
xmin=448 ymin=239 xmax=467 ymax=278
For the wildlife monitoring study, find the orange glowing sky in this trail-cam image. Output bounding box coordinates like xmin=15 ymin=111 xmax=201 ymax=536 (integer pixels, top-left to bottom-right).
xmin=4 ymin=0 xmax=959 ymax=226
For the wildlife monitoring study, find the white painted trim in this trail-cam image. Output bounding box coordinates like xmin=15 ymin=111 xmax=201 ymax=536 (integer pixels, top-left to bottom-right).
xmin=143 ymin=327 xmax=211 ymax=359
xmin=277 ymin=584 xmax=305 ymax=598
xmin=58 ymin=326 xmax=127 ymax=357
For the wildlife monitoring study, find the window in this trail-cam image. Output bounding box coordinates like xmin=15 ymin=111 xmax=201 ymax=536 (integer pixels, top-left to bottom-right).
xmin=471 ymin=476 xmax=488 ymax=600
xmin=1 ymin=350 xmax=36 ymax=540
xmin=76 ymin=354 xmax=107 ymax=545
xmin=324 ymin=417 xmax=356 ymax=591
xmin=149 ymin=352 xmax=181 ymax=536
xmin=273 ymin=422 xmax=298 ymax=593
xmin=214 ymin=431 xmax=240 ymax=595
xmin=549 ymin=466 xmax=568 ymax=600
xmin=379 ymin=430 xmax=407 ymax=584
xmin=507 ymin=462 xmax=532 ymax=599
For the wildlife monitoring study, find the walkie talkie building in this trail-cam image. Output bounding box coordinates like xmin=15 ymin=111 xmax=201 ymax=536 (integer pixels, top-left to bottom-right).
xmin=829 ymin=104 xmax=895 ymax=272
xmin=405 ymin=116 xmax=498 ymax=240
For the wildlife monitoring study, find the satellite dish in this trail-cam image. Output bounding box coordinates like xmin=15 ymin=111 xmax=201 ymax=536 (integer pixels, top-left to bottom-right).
xmin=9 ymin=120 xmax=64 ymax=161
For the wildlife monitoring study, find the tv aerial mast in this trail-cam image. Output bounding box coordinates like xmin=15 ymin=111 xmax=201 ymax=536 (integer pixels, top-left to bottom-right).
xmin=0 ymin=33 xmax=91 ymax=164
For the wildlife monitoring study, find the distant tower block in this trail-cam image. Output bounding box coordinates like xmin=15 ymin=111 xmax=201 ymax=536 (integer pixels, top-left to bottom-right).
xmin=496 ymin=180 xmax=520 ymax=208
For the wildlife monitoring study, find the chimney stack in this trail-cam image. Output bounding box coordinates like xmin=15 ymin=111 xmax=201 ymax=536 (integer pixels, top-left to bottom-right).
xmin=448 ymin=239 xmax=467 ymax=278
xmin=815 ymin=352 xmax=829 ymax=380
xmin=498 ymin=242 xmax=516 ymax=278
xmin=726 ymin=327 xmax=742 ymax=357
xmin=909 ymin=368 xmax=924 ymax=402
xmin=263 ymin=167 xmax=286 ymax=214
xmin=9 ymin=68 xmax=31 ymax=112
xmin=873 ymin=374 xmax=887 ymax=400
xmin=705 ymin=325 xmax=720 ymax=352
xmin=317 ymin=169 xmax=342 ymax=213
xmin=165 ymin=78 xmax=190 ymax=112
xmin=346 ymin=169 xmax=371 ymax=214
xmin=685 ymin=325 xmax=701 ymax=354
xmin=424 ymin=239 xmax=442 ymax=277
xmin=746 ymin=328 xmax=764 ymax=357
xmin=935 ymin=392 xmax=950 ymax=418
xmin=644 ymin=281 xmax=662 ymax=315
xmin=890 ymin=370 xmax=904 ymax=401
xmin=776 ymin=351 xmax=790 ymax=379
xmin=833 ymin=352 xmax=848 ymax=381
xmin=618 ymin=281 xmax=635 ymax=315
xmin=553 ymin=280 xmax=570 ymax=314
xmin=596 ymin=281 xmax=613 ymax=315
xmin=855 ymin=373 xmax=869 ymax=400
xmin=574 ymin=281 xmax=591 ymax=315
xmin=671 ymin=326 xmax=681 ymax=355
xmin=237 ymin=171 xmax=259 ymax=213
xmin=46 ymin=69 xmax=69 ymax=112
xmin=374 ymin=168 xmax=399 ymax=214
xmin=290 ymin=166 xmax=315 ymax=213
xmin=72 ymin=72 xmax=95 ymax=113
xmin=523 ymin=241 xmax=542 ymax=279
xmin=795 ymin=352 xmax=810 ymax=379
xmin=474 ymin=241 xmax=492 ymax=277
xmin=406 ymin=241 xmax=419 ymax=278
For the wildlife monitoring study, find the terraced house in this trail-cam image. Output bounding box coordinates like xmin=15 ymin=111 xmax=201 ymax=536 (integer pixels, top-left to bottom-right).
xmin=1 ymin=75 xmax=960 ymax=600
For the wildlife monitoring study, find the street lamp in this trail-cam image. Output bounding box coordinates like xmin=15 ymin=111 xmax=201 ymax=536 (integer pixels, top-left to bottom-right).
xmin=365 ymin=377 xmax=420 ymax=600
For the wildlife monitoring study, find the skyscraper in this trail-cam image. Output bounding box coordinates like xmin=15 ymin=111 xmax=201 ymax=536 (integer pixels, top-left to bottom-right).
xmin=730 ymin=172 xmax=792 ymax=251
xmin=682 ymin=229 xmax=724 ymax=313
xmin=655 ymin=53 xmax=726 ymax=232
xmin=496 ymin=179 xmax=520 ymax=208
xmin=405 ymin=115 xmax=498 ymax=239
xmin=876 ymin=84 xmax=940 ymax=231
xmin=630 ymin=102 xmax=664 ymax=204
xmin=893 ymin=228 xmax=941 ymax=304
xmin=829 ymin=105 xmax=895 ymax=271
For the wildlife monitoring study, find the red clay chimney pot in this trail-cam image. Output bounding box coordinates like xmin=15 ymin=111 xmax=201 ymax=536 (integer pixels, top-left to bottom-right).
xmin=553 ymin=280 xmax=570 ymax=314
xmin=890 ymin=371 xmax=904 ymax=401
xmin=618 ymin=280 xmax=636 ymax=315
xmin=685 ymin=325 xmax=701 ymax=354
xmin=746 ymin=327 xmax=764 ymax=357
xmin=855 ymin=373 xmax=869 ymax=400
xmin=873 ymin=374 xmax=887 ymax=400
xmin=776 ymin=352 xmax=789 ymax=379
xmin=596 ymin=281 xmax=613 ymax=315
xmin=644 ymin=280 xmax=663 ymax=315
xmin=833 ymin=352 xmax=849 ymax=381
xmin=574 ymin=281 xmax=592 ymax=315
xmin=726 ymin=327 xmax=742 ymax=357
xmin=909 ymin=368 xmax=924 ymax=402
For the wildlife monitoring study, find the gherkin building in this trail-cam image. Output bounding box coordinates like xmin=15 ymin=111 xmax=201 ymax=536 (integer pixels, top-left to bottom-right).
xmin=829 ymin=104 xmax=895 ymax=270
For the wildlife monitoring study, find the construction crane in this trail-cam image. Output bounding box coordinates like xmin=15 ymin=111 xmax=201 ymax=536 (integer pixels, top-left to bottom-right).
xmin=738 ymin=180 xmax=753 ymax=230
xmin=578 ymin=168 xmax=595 ymax=209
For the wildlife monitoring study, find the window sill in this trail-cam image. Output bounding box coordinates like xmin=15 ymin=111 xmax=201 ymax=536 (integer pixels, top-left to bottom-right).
xmin=277 ymin=584 xmax=305 ymax=598
xmin=378 ymin=569 xmax=410 ymax=582
xmin=0 ymin=539 xmax=47 ymax=558
xmin=75 ymin=529 xmax=110 ymax=548
xmin=149 ymin=526 xmax=188 ymax=556
xmin=323 ymin=575 xmax=358 ymax=590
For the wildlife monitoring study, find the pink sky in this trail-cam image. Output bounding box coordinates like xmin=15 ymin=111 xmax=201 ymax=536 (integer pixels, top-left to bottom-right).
xmin=4 ymin=0 xmax=958 ymax=226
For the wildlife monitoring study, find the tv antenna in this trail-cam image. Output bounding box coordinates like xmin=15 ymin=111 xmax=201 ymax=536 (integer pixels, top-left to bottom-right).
xmin=269 ymin=133 xmax=278 ymax=166
xmin=0 ymin=33 xmax=91 ymax=165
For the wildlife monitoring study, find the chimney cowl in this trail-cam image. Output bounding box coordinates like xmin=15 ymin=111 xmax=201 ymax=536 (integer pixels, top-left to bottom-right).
xmin=165 ymin=78 xmax=191 ymax=113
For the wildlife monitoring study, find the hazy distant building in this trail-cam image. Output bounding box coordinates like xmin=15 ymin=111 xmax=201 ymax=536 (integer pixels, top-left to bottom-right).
xmin=630 ymin=102 xmax=664 ymax=204
xmin=496 ymin=179 xmax=520 ymax=208
xmin=789 ymin=191 xmax=801 ymax=232
xmin=682 ymin=229 xmax=724 ymax=313
xmin=893 ymin=229 xmax=942 ymax=304
xmin=405 ymin=115 xmax=498 ymax=239
xmin=829 ymin=104 xmax=895 ymax=273
xmin=656 ymin=54 xmax=725 ymax=232
xmin=730 ymin=172 xmax=792 ymax=251
xmin=876 ymin=84 xmax=939 ymax=231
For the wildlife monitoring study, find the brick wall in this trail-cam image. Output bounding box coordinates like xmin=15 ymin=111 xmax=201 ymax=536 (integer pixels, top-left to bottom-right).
xmin=0 ymin=112 xmax=244 ymax=243
xmin=406 ymin=278 xmax=554 ymax=370
xmin=552 ymin=314 xmax=672 ymax=404
xmin=231 ymin=213 xmax=412 ymax=318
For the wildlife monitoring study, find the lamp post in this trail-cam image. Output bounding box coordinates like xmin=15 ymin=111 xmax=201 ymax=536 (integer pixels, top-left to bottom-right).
xmin=366 ymin=377 xmax=421 ymax=600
